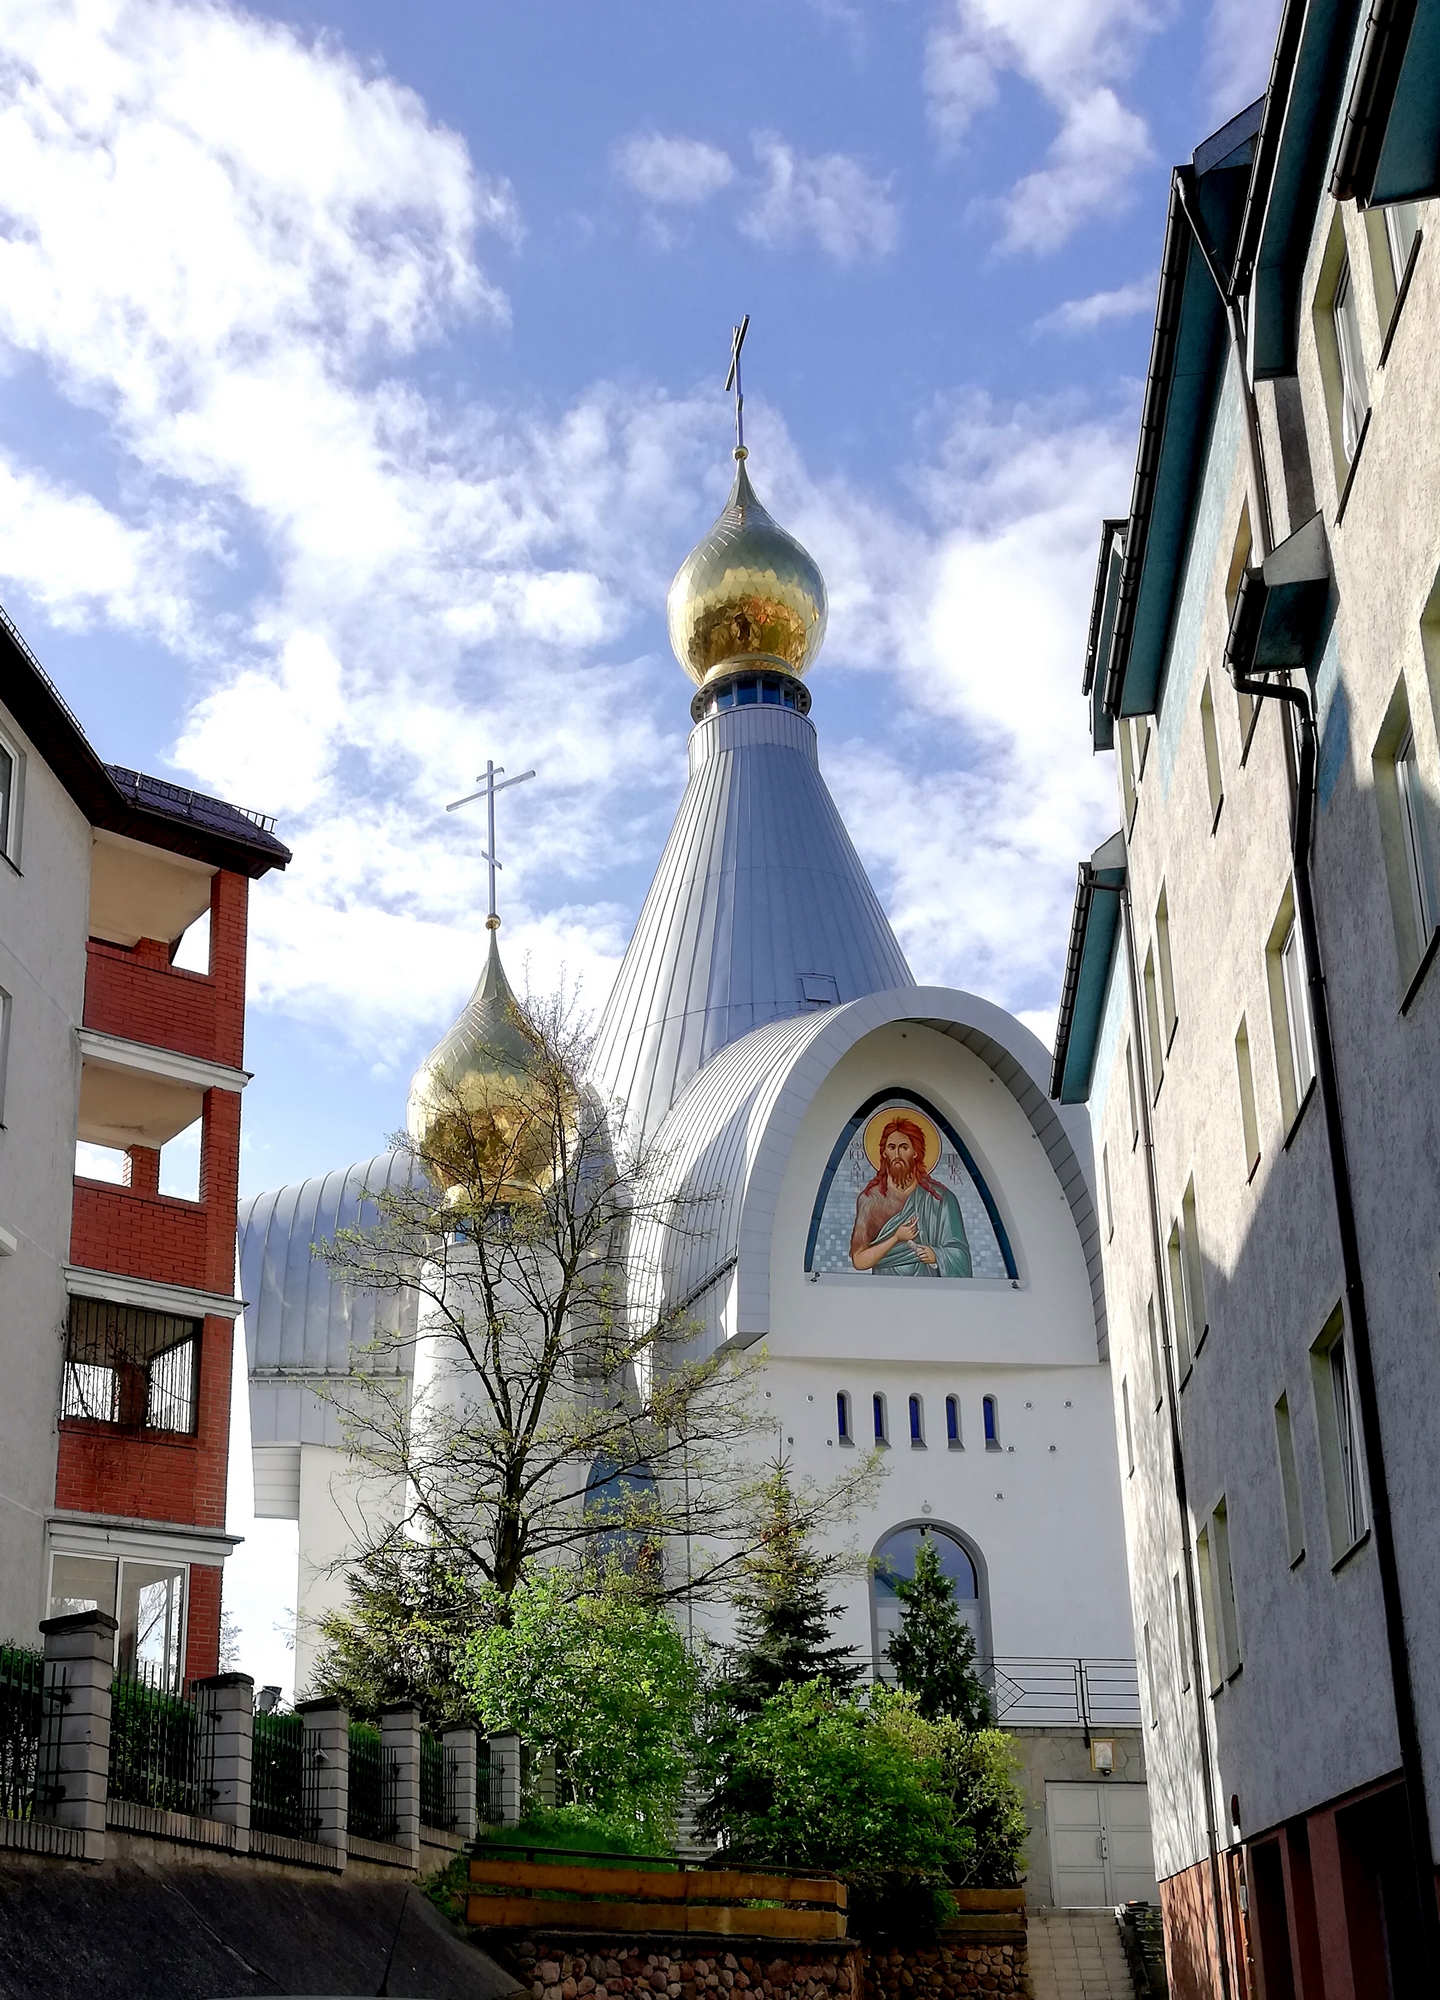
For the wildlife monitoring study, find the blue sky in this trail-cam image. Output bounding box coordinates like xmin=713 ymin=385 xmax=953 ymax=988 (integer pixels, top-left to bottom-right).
xmin=3 ymin=0 xmax=1280 ymax=1683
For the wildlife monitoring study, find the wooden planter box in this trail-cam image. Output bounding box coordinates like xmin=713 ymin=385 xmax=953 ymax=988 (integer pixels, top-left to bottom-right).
xmin=941 ymin=1887 xmax=1026 ymax=1943
xmin=467 ymin=1856 xmax=848 ymax=1941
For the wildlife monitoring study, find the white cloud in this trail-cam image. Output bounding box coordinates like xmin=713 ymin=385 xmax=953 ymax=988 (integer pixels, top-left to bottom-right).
xmin=614 ymin=132 xmax=735 ymax=207
xmin=926 ymin=0 xmax=1163 ymax=250
xmin=1204 ymin=0 xmax=1284 ymax=122
xmin=0 ymin=454 xmax=195 ymax=636
xmin=740 ymin=134 xmax=899 ymax=264
xmin=1037 ymin=274 xmax=1155 ymax=333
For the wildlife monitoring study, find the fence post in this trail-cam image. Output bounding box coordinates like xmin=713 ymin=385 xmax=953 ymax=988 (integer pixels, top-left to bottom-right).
xmin=196 ymin=1672 xmax=253 ymax=1851
xmin=487 ymin=1732 xmax=521 ymax=1825
xmin=441 ymin=1722 xmax=478 ymax=1845
xmin=381 ymin=1704 xmax=421 ymax=1863
xmin=38 ymin=1610 xmax=116 ymax=1862
xmin=296 ymin=1698 xmax=349 ymax=1863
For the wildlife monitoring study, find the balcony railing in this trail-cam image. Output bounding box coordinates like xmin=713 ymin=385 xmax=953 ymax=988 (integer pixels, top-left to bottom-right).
xmin=984 ymin=1656 xmax=1141 ymax=1730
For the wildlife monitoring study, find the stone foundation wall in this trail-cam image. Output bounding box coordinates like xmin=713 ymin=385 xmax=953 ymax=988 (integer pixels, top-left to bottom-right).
xmin=511 ymin=1939 xmax=860 ymax=2000
xmin=867 ymin=1940 xmax=1028 ymax=1999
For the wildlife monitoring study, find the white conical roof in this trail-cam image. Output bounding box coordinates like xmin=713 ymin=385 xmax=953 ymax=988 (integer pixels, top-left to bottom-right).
xmin=590 ymin=700 xmax=912 ymax=1143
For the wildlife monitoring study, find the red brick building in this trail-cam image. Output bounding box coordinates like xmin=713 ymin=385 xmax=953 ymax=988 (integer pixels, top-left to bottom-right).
xmin=1 ymin=617 xmax=287 ymax=1686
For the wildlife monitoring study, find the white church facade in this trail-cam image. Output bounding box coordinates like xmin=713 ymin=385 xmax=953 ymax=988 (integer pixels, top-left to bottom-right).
xmin=239 ymin=433 xmax=1155 ymax=1910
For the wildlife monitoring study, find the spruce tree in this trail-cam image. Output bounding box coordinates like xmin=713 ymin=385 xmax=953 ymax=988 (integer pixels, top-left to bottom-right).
xmin=720 ymin=1460 xmax=862 ymax=1715
xmin=885 ymin=1534 xmax=992 ymax=1729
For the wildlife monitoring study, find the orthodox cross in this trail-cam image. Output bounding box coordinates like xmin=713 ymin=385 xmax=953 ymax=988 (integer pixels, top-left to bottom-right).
xmin=446 ymin=760 xmax=536 ymax=930
xmin=725 ymin=313 xmax=750 ymax=454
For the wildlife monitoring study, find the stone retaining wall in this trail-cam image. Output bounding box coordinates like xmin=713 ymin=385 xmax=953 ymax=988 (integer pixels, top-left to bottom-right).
xmin=867 ymin=1940 xmax=1028 ymax=1998
xmin=511 ymin=1938 xmax=860 ymax=2000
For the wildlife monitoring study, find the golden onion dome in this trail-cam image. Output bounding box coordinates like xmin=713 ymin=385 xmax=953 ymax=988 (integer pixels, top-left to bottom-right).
xmin=666 ymin=448 xmax=828 ymax=688
xmin=406 ymin=931 xmax=555 ymax=1203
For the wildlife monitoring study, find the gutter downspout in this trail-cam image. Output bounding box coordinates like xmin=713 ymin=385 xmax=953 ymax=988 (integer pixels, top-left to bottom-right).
xmin=1227 ymin=577 xmax=1440 ymax=1977
xmin=1112 ymin=878 xmax=1234 ymax=2000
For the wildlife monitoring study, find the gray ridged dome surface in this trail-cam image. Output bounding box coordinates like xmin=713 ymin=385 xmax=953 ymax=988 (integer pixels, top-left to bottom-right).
xmin=590 ymin=701 xmax=912 ymax=1143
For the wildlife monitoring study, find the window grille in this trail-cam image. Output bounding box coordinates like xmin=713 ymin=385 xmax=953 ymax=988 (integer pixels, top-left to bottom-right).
xmin=61 ymin=1298 xmax=199 ymax=1434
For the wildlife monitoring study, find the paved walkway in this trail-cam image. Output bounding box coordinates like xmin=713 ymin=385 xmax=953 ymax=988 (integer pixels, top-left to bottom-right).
xmin=1028 ymin=1909 xmax=1134 ymax=2000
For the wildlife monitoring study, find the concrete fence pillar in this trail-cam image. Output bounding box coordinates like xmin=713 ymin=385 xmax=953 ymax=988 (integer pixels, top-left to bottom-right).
xmin=441 ymin=1722 xmax=478 ymax=1845
xmin=380 ymin=1703 xmax=421 ymax=1862
xmin=38 ymin=1610 xmax=116 ymax=1862
xmin=296 ymin=1698 xmax=348 ymax=1861
xmin=487 ymin=1731 xmax=521 ymax=1826
xmin=196 ymin=1672 xmax=253 ymax=1851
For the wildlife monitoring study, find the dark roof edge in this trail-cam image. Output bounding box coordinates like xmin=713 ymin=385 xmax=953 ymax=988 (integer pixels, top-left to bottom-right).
xmin=1082 ymin=520 xmax=1128 ymax=698
xmin=1233 ymin=0 xmax=1313 ymax=289
xmin=1331 ymin=0 xmax=1420 ymax=201
xmin=1102 ymin=173 xmax=1191 ymax=719
xmin=1050 ymin=834 xmax=1127 ymax=1104
xmin=1 ymin=609 xmax=289 ymax=878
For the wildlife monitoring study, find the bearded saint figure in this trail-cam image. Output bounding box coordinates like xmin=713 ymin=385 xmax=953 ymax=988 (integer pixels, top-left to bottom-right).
xmin=849 ymin=1115 xmax=972 ymax=1278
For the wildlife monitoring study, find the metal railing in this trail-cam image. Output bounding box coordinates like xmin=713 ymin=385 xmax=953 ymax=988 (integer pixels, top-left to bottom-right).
xmin=419 ymin=1729 xmax=458 ymax=1831
xmin=984 ymin=1657 xmax=1141 ymax=1730
xmin=478 ymin=1737 xmax=493 ymax=1823
xmin=251 ymin=1709 xmax=322 ymax=1840
xmin=347 ymin=1723 xmax=398 ymax=1843
xmin=107 ymin=1663 xmax=216 ymax=1816
xmin=0 ymin=1648 xmax=63 ymax=1820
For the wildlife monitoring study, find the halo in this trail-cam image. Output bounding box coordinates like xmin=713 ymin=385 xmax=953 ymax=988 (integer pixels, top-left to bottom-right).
xmin=862 ymin=1103 xmax=942 ymax=1176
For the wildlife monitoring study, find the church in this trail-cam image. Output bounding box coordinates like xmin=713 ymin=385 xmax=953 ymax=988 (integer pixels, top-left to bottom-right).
xmin=239 ymin=417 xmax=1155 ymax=1911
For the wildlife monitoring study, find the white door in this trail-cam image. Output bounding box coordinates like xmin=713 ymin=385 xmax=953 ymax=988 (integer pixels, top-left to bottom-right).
xmin=1047 ymin=1782 xmax=1158 ymax=1907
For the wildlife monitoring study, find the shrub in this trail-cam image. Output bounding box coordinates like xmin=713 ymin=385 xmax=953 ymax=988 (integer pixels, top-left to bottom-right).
xmin=947 ymin=1727 xmax=1029 ymax=1888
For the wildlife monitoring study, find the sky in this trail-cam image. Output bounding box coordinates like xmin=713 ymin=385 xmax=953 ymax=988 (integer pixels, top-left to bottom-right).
xmin=2 ymin=0 xmax=1284 ymax=1691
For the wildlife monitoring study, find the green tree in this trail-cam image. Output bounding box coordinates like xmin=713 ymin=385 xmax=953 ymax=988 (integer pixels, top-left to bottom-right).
xmin=308 ymin=1542 xmax=489 ymax=1724
xmin=717 ymin=1460 xmax=862 ymax=1718
xmin=885 ymin=1533 xmax=992 ymax=1729
xmin=461 ymin=1567 xmax=701 ymax=1840
xmin=946 ymin=1728 xmax=1029 ymax=1888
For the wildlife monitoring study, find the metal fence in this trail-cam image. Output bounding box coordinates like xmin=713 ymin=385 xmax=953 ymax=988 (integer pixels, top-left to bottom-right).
xmin=0 ymin=1647 xmax=63 ymax=1820
xmin=477 ymin=1737 xmax=492 ymax=1823
xmin=347 ymin=1723 xmax=397 ymax=1843
xmin=251 ymin=1709 xmax=322 ymax=1840
xmin=985 ymin=1657 xmax=1142 ymax=1730
xmin=107 ymin=1662 xmax=215 ymax=1815
xmin=419 ymin=1730 xmax=458 ymax=1831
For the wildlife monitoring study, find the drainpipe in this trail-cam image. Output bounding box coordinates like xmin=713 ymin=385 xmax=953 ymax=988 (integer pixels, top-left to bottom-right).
xmin=1115 ymin=879 xmax=1234 ymax=2000
xmin=1227 ymin=575 xmax=1440 ymax=1977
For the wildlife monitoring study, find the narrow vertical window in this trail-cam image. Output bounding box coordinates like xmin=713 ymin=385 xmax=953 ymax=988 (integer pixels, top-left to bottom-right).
xmin=1168 ymin=1225 xmax=1193 ymax=1379
xmin=873 ymin=1393 xmax=888 ymax=1446
xmin=0 ymin=737 xmax=14 ymax=858
xmin=0 ymin=985 xmax=10 ymax=1127
xmin=983 ymin=1395 xmax=1000 ymax=1449
xmin=1274 ymin=1394 xmax=1305 ymax=1565
xmin=1396 ymin=725 xmax=1438 ymax=946
xmin=1226 ymin=502 xmax=1255 ymax=751
xmin=1384 ymin=201 xmax=1422 ymax=292
xmin=1311 ymin=1309 xmax=1368 ymax=1557
xmin=1212 ymin=1501 xmax=1241 ymax=1677
xmin=1181 ymin=1181 xmax=1207 ymax=1346
xmin=1172 ymin=1572 xmax=1190 ymax=1692
xmin=1235 ymin=1018 xmax=1261 ymax=1179
xmin=1330 ymin=1340 xmax=1364 ymax=1546
xmin=1144 ymin=946 xmax=1165 ymax=1095
xmin=1102 ymin=1143 xmax=1114 ymax=1242
xmin=1280 ymin=915 xmax=1316 ymax=1105
xmin=1119 ymin=717 xmax=1138 ymax=829
xmin=1144 ymin=1620 xmax=1158 ymax=1727
xmin=836 ymin=1391 xmax=851 ymax=1444
xmin=1200 ymin=677 xmax=1224 ymax=827
xmin=1155 ymin=887 xmax=1178 ymax=1046
xmin=1333 ymin=258 xmax=1370 ymax=462
xmin=909 ymin=1394 xmax=925 ymax=1447
xmin=946 ymin=1395 xmax=961 ymax=1448
xmin=1122 ymin=1377 xmax=1134 ymax=1475
xmin=1125 ymin=1039 xmax=1139 ymax=1148
xmin=1147 ymin=1296 xmax=1163 ymax=1408
xmin=1195 ymin=1523 xmax=1220 ymax=1690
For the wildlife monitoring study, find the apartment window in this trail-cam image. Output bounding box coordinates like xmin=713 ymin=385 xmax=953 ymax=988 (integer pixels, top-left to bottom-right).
xmin=1235 ymin=1017 xmax=1261 ymax=1179
xmin=1172 ymin=1572 xmax=1190 ymax=1692
xmin=1268 ymin=890 xmax=1317 ymax=1128
xmin=1312 ymin=1309 xmax=1368 ymax=1559
xmin=1144 ymin=1620 xmax=1158 ymax=1727
xmin=60 ymin=1298 xmax=199 ymax=1435
xmin=1102 ymin=1143 xmax=1114 ymax=1242
xmin=1155 ymin=887 xmax=1178 ymax=1048
xmin=1375 ymin=677 xmax=1440 ymax=991
xmin=0 ymin=985 xmax=10 ymax=1126
xmin=873 ymin=1393 xmax=888 ymax=1447
xmin=1196 ymin=1499 xmax=1241 ymax=1690
xmin=1226 ymin=504 xmax=1257 ymax=751
xmin=1200 ymin=678 xmax=1224 ymax=828
xmin=946 ymin=1394 xmax=961 ymax=1448
xmin=1396 ymin=726 xmax=1438 ymax=947
xmin=1332 ymin=259 xmax=1370 ymax=464
xmin=1119 ymin=716 xmax=1139 ymax=830
xmin=1166 ymin=1181 xmax=1207 ymax=1379
xmin=48 ymin=1553 xmax=187 ymax=1691
xmin=0 ymin=726 xmax=22 ymax=865
xmin=1384 ymin=202 xmax=1422 ymax=293
xmin=836 ymin=1391 xmax=852 ymax=1445
xmin=1122 ymin=1377 xmax=1134 ymax=1476
xmin=983 ymin=1395 xmax=1000 ymax=1449
xmin=1144 ymin=946 xmax=1165 ymax=1097
xmin=1147 ymin=1296 xmax=1163 ymax=1408
xmin=909 ymin=1394 xmax=925 ymax=1447
xmin=1125 ymin=1039 xmax=1139 ymax=1148
xmin=1274 ymin=1393 xmax=1305 ymax=1566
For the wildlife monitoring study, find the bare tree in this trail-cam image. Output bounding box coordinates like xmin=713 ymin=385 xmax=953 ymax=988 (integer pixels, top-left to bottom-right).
xmin=319 ymin=977 xmax=881 ymax=1613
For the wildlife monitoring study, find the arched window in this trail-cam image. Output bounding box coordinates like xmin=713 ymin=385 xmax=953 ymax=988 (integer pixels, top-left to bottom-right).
xmin=946 ymin=1395 xmax=961 ymax=1448
xmin=837 ymin=1391 xmax=852 ymax=1445
xmin=983 ymin=1395 xmax=1000 ymax=1449
xmin=873 ymin=1393 xmax=888 ymax=1446
xmin=909 ymin=1394 xmax=925 ymax=1446
xmin=872 ymin=1522 xmax=986 ymax=1667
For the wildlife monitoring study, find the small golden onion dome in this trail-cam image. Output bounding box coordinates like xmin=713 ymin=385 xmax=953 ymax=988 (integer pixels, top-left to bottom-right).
xmin=406 ymin=932 xmax=555 ymax=1203
xmin=666 ymin=449 xmax=828 ymax=688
